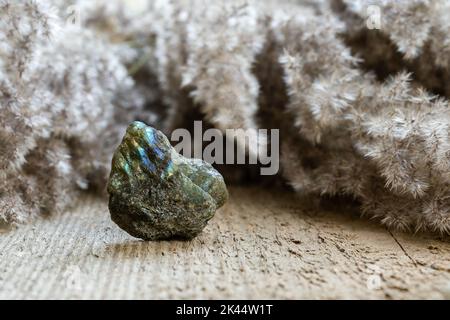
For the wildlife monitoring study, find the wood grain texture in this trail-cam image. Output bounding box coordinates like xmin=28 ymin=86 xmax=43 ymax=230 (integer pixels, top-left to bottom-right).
xmin=0 ymin=187 xmax=449 ymax=299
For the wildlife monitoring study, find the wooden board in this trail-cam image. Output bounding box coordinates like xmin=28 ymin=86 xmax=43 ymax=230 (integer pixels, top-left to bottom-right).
xmin=0 ymin=187 xmax=449 ymax=299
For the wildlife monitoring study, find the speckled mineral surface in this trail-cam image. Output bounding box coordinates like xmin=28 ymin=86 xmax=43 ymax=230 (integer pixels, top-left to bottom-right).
xmin=107 ymin=121 xmax=228 ymax=240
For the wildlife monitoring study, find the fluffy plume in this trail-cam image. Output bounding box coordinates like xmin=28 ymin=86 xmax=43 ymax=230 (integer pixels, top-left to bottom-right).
xmin=0 ymin=0 xmax=152 ymax=223
xmin=1 ymin=0 xmax=450 ymax=234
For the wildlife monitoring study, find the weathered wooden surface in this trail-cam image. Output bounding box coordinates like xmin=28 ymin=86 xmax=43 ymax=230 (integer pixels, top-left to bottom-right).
xmin=1 ymin=186 xmax=449 ymax=299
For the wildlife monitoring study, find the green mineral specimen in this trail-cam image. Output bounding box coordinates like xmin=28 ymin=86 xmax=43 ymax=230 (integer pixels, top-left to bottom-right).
xmin=107 ymin=121 xmax=228 ymax=240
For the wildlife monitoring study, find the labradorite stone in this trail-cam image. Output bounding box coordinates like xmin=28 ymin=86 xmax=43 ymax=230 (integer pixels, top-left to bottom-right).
xmin=107 ymin=121 xmax=228 ymax=240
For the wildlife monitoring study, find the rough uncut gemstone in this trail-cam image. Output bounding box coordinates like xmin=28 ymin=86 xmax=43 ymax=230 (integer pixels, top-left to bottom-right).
xmin=107 ymin=121 xmax=228 ymax=240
